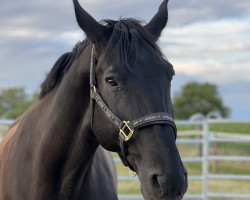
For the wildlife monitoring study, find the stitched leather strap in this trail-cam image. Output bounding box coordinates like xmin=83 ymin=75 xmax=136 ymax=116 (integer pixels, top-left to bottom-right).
xmin=91 ymin=89 xmax=177 ymax=139
xmin=91 ymin=90 xmax=122 ymax=128
xmin=129 ymin=112 xmax=176 ymax=137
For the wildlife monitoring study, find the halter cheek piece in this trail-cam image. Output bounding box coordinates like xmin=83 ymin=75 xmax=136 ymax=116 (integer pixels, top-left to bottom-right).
xmin=89 ymin=45 xmax=177 ymax=171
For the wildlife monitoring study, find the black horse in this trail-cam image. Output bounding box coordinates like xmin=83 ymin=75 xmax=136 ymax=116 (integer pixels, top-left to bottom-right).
xmin=0 ymin=0 xmax=187 ymax=199
xmin=0 ymin=115 xmax=118 ymax=200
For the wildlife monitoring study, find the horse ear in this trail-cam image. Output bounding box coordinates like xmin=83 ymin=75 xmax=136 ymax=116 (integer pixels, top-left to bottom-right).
xmin=145 ymin=0 xmax=169 ymax=41
xmin=72 ymin=0 xmax=110 ymax=49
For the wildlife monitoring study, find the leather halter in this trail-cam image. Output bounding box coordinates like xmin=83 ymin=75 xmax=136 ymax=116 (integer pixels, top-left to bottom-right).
xmin=89 ymin=45 xmax=177 ymax=170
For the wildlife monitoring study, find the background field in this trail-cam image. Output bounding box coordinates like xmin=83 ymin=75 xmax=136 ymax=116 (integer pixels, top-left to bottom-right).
xmin=0 ymin=124 xmax=9 ymax=138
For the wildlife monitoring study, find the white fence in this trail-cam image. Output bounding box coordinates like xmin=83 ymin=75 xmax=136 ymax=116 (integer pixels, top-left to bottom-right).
xmin=116 ymin=119 xmax=250 ymax=200
xmin=1 ymin=118 xmax=250 ymax=200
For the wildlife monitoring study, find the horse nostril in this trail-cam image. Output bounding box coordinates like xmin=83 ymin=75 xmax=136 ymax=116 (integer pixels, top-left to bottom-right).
xmin=148 ymin=172 xmax=188 ymax=199
xmin=148 ymin=174 xmax=167 ymax=197
xmin=151 ymin=174 xmax=161 ymax=192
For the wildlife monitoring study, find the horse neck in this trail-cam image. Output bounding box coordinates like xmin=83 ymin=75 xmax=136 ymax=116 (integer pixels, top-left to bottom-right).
xmin=35 ymin=44 xmax=99 ymax=198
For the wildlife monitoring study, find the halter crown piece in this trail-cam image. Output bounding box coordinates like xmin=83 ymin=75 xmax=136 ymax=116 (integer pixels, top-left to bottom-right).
xmin=89 ymin=45 xmax=177 ymax=170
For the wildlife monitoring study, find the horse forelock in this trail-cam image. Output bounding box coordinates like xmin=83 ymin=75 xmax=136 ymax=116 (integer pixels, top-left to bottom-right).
xmin=102 ymin=18 xmax=163 ymax=68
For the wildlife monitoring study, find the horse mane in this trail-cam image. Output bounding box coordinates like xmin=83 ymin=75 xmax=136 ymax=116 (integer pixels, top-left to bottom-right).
xmin=39 ymin=18 xmax=173 ymax=99
xmin=39 ymin=40 xmax=89 ymax=99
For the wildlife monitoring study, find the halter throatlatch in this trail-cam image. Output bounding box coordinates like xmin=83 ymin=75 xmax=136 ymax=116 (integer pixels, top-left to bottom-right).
xmin=89 ymin=45 xmax=177 ymax=170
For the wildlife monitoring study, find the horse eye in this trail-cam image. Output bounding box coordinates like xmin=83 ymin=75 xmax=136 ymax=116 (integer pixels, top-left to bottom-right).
xmin=106 ymin=78 xmax=118 ymax=87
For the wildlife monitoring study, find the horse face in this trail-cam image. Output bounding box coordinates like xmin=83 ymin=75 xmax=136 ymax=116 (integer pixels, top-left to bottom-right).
xmin=73 ymin=0 xmax=188 ymax=199
xmin=94 ymin=41 xmax=187 ymax=200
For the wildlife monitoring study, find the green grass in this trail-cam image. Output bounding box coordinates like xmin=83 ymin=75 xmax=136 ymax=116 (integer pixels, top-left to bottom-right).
xmin=0 ymin=124 xmax=9 ymax=138
xmin=210 ymin=123 xmax=250 ymax=134
xmin=177 ymin=123 xmax=250 ymax=133
xmin=214 ymin=143 xmax=250 ymax=156
xmin=177 ymin=125 xmax=196 ymax=131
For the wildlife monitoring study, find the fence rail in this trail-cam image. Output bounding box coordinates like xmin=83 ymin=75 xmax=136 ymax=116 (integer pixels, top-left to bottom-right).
xmin=1 ymin=118 xmax=250 ymax=200
xmin=0 ymin=119 xmax=14 ymax=125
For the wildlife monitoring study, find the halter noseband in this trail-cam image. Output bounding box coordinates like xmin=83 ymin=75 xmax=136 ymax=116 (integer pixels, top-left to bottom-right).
xmin=89 ymin=45 xmax=177 ymax=170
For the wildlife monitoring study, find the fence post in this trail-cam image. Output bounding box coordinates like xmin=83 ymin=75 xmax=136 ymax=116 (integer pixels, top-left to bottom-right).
xmin=189 ymin=113 xmax=205 ymax=157
xmin=212 ymin=142 xmax=218 ymax=173
xmin=202 ymin=119 xmax=210 ymax=200
xmin=197 ymin=123 xmax=203 ymax=157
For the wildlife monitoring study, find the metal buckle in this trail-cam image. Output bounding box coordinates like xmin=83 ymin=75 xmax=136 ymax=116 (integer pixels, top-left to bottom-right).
xmin=90 ymin=86 xmax=96 ymax=94
xmin=120 ymin=121 xmax=134 ymax=141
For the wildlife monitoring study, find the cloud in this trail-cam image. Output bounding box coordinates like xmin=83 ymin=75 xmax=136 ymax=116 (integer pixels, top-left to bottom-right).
xmin=159 ymin=18 xmax=250 ymax=84
xmin=82 ymin=0 xmax=250 ymax=24
xmin=168 ymin=0 xmax=250 ymax=25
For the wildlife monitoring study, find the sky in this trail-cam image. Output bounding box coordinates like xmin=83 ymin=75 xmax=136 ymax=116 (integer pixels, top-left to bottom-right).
xmin=0 ymin=0 xmax=250 ymax=120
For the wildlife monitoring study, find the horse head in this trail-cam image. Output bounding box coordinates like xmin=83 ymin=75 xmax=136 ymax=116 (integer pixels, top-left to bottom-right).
xmin=73 ymin=0 xmax=188 ymax=199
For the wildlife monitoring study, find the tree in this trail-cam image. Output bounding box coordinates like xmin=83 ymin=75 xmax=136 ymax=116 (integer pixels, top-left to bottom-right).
xmin=173 ymin=82 xmax=230 ymax=119
xmin=0 ymin=87 xmax=37 ymax=119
